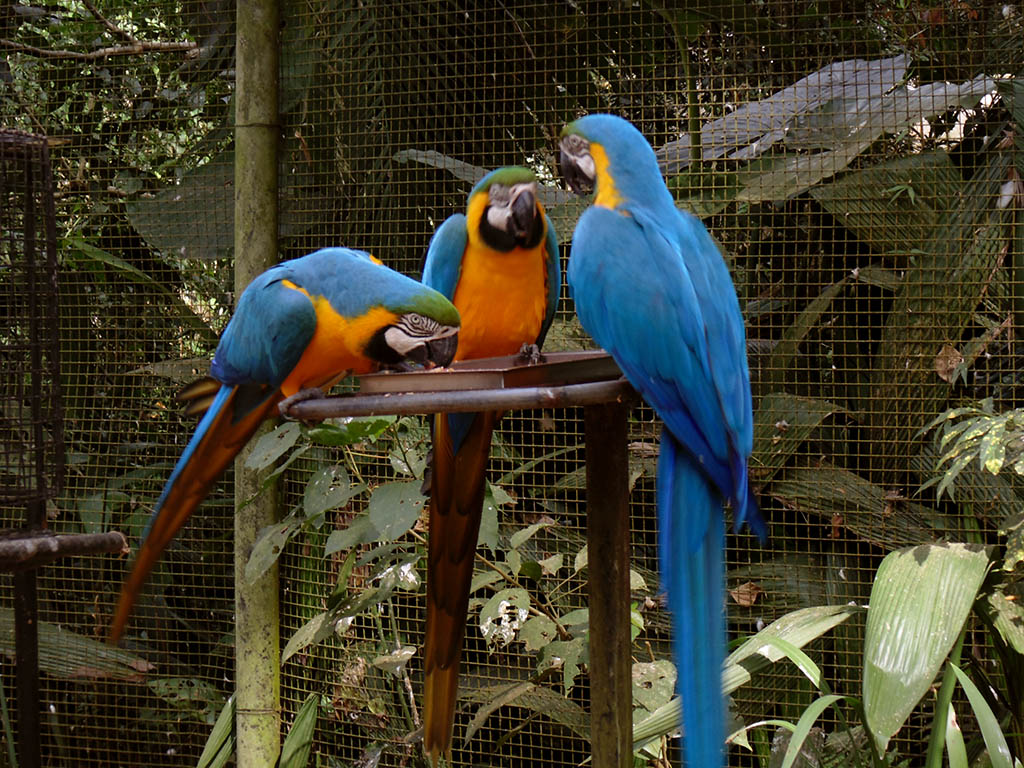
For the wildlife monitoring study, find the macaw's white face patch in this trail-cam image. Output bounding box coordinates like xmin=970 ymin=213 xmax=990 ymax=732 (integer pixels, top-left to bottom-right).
xmin=485 ymin=182 xmax=537 ymax=233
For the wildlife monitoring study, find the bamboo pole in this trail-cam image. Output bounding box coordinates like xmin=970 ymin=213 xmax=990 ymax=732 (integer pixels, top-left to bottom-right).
xmin=234 ymin=0 xmax=281 ymax=765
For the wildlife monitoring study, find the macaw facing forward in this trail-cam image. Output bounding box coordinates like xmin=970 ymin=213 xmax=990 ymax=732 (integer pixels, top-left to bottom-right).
xmin=559 ymin=115 xmax=766 ymax=768
xmin=420 ymin=166 xmax=560 ymax=761
xmin=109 ymin=247 xmax=460 ymax=644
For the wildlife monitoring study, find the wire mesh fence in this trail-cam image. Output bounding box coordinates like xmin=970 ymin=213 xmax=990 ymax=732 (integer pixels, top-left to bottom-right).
xmin=2 ymin=1 xmax=1023 ymax=766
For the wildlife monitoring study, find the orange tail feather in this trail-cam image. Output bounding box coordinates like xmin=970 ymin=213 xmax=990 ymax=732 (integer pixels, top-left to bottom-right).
xmin=422 ymin=410 xmax=499 ymax=762
xmin=108 ymin=386 xmax=280 ymax=644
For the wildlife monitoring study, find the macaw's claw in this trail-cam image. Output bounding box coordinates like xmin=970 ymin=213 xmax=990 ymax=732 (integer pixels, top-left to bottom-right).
xmin=277 ymin=387 xmax=327 ymax=423
xmin=516 ymin=342 xmax=546 ymax=365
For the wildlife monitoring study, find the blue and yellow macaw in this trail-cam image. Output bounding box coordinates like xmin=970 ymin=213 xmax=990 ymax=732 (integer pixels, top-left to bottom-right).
xmin=420 ymin=166 xmax=560 ymax=760
xmin=559 ymin=115 xmax=766 ymax=768
xmin=109 ymin=247 xmax=460 ymax=643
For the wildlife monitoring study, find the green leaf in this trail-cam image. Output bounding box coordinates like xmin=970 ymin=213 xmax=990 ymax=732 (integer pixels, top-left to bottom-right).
xmin=539 ymin=637 xmax=586 ymax=693
xmin=244 ymin=422 xmax=301 ymax=470
xmin=371 ymin=646 xmax=416 ymax=676
xmin=981 ymin=591 xmax=1024 ymax=654
xmin=510 ymin=519 xmax=552 ymax=550
xmin=461 ymin=682 xmax=589 ymax=745
xmin=463 ymin=682 xmax=535 ymax=745
xmin=281 ymin=610 xmax=354 ymax=665
xmin=863 ymin=543 xmax=989 ymax=754
xmin=197 ymin=693 xmax=235 ymax=768
xmin=780 ymin=694 xmax=848 ymax=768
xmin=279 ymin=693 xmax=318 ymax=768
xmin=367 ymin=481 xmax=425 ymax=542
xmin=306 ymin=416 xmax=395 ymax=447
xmin=244 ymin=515 xmax=303 ymax=584
xmin=303 ymin=465 xmax=357 ymax=519
xmin=0 ymin=609 xmax=154 ymax=681
xmin=519 ymin=615 xmax=557 ymax=652
xmin=479 ymin=588 xmax=530 ymax=647
xmin=632 ymin=661 xmax=677 ymax=712
xmin=539 ymin=553 xmax=563 ymax=576
xmin=945 ymin=702 xmax=969 ymax=768
xmin=635 ymin=604 xmax=861 ymax=748
xmin=950 ymin=664 xmax=1013 ymax=768
xmin=324 ymin=514 xmax=377 ymax=556
xmin=478 ymin=484 xmax=501 ymax=552
xmin=469 ymin=570 xmax=503 ymax=593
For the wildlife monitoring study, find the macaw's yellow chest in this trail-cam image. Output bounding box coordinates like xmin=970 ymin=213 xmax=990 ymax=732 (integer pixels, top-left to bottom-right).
xmin=451 ymin=243 xmax=549 ymax=362
xmin=279 ymin=281 xmax=399 ymax=396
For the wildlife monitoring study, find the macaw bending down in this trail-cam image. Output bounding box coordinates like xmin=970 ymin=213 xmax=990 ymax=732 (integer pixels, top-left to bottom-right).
xmin=109 ymin=247 xmax=460 ymax=644
xmin=420 ymin=166 xmax=560 ymax=761
xmin=559 ymin=115 xmax=766 ymax=768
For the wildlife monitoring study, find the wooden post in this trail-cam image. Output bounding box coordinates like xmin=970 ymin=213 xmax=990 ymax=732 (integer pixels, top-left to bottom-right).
xmin=584 ymin=402 xmax=632 ymax=768
xmin=234 ymin=0 xmax=281 ymax=764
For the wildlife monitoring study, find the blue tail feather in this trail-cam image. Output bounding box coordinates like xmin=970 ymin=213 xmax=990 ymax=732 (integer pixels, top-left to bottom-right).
xmin=143 ymin=385 xmax=232 ymax=543
xmin=658 ymin=429 xmax=726 ymax=768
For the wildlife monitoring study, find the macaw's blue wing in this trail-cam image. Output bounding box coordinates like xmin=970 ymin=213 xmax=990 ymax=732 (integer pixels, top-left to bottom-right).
xmin=537 ymin=212 xmax=561 ymax=348
xmin=422 ymin=213 xmax=468 ymax=303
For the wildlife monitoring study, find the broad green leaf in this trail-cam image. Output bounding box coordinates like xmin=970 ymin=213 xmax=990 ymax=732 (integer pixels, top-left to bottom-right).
xmin=0 ymin=609 xmax=154 ymax=681
xmin=196 ymin=693 xmax=235 ymax=768
xmin=279 ymin=694 xmax=318 ymax=768
xmin=751 ymin=394 xmax=849 ymax=485
xmin=980 ymin=591 xmax=1024 ymax=655
xmin=863 ymin=543 xmax=989 ymax=754
xmin=629 ymin=569 xmax=647 ymax=591
xmin=324 ymin=514 xmax=377 ymax=556
xmin=519 ymin=615 xmax=557 ymax=652
xmin=244 ymin=515 xmax=303 ymax=584
xmin=539 ymin=553 xmax=563 ymax=576
xmin=539 ymin=637 xmax=586 ymax=693
xmin=635 ymin=605 xmax=860 ymax=747
xmin=469 ymin=570 xmax=503 ymax=593
xmin=306 ymin=416 xmax=395 ymax=447
xmin=281 ymin=610 xmax=354 ymax=665
xmin=367 ymin=481 xmax=425 ymax=542
xmin=303 ymin=465 xmax=359 ymax=519
xmin=461 ymin=682 xmax=589 ymax=745
xmin=479 ymin=588 xmax=530 ymax=647
xmin=950 ymin=664 xmax=1013 ymax=768
xmin=244 ymin=422 xmax=300 ymax=470
xmin=510 ymin=519 xmax=552 ymax=550
xmin=632 ymin=661 xmax=676 ymax=712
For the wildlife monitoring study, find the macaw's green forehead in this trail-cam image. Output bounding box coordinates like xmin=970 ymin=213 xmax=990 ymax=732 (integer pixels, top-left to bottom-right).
xmin=403 ymin=287 xmax=461 ymax=327
xmin=469 ymin=166 xmax=537 ymax=201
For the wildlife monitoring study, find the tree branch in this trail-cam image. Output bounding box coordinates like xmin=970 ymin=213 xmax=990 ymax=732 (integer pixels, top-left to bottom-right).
xmin=1 ymin=37 xmax=198 ymax=60
xmin=80 ymin=0 xmax=138 ymax=45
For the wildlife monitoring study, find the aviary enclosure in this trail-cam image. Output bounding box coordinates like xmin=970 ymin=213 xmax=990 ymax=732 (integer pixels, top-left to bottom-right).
xmin=1 ymin=1 xmax=1023 ymax=766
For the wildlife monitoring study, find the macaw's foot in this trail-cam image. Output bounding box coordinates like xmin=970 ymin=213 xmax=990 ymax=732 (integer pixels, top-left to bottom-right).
xmin=516 ymin=343 xmax=546 ymax=365
xmin=278 ymin=387 xmax=327 ymax=423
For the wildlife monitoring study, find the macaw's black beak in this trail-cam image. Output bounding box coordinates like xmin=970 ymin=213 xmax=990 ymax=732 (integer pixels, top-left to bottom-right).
xmin=560 ymin=147 xmax=594 ymax=196
xmin=426 ymin=332 xmax=458 ymax=368
xmin=509 ymin=188 xmax=537 ymax=240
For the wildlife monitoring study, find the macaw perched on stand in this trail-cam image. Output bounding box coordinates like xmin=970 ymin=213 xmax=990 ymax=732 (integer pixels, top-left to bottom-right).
xmin=559 ymin=115 xmax=766 ymax=768
xmin=420 ymin=166 xmax=560 ymax=761
xmin=109 ymin=247 xmax=460 ymax=644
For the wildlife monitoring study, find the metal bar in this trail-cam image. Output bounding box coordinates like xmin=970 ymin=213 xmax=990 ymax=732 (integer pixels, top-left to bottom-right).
xmin=584 ymin=402 xmax=632 ymax=768
xmin=234 ymin=0 xmax=282 ymax=763
xmin=13 ymin=524 xmax=41 ymax=768
xmin=0 ymin=530 xmax=128 ymax=572
xmin=286 ymin=378 xmax=634 ymax=420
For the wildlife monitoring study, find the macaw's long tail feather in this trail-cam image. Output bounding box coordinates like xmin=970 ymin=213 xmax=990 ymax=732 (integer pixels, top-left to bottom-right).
xmin=177 ymin=376 xmax=222 ymax=419
xmin=658 ymin=428 xmax=726 ymax=768
xmin=423 ymin=410 xmax=499 ymax=762
xmin=109 ymin=383 xmax=280 ymax=644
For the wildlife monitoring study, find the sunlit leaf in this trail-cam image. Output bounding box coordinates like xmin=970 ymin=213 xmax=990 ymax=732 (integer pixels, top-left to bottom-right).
xmin=863 ymin=544 xmax=989 ymax=754
xmin=950 ymin=664 xmax=1013 ymax=768
xmin=280 ymin=694 xmax=318 ymax=768
xmin=367 ymin=481 xmax=425 ymax=542
xmin=632 ymin=660 xmax=676 ymax=712
xmin=244 ymin=422 xmax=301 ymax=470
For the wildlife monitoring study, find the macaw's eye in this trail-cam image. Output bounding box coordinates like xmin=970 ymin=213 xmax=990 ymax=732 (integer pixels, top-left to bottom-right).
xmin=488 ymin=183 xmax=511 ymax=205
xmin=561 ymin=134 xmax=589 ymax=157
